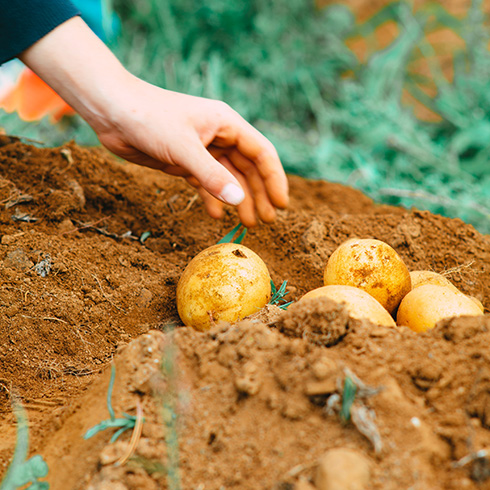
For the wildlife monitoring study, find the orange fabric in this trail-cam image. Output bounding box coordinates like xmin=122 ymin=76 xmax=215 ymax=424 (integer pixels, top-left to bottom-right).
xmin=0 ymin=68 xmax=75 ymax=122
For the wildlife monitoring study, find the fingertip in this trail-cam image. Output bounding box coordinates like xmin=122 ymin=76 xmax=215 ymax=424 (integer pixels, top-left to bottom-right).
xmin=259 ymin=206 xmax=276 ymax=224
xmin=218 ymin=182 xmax=245 ymax=206
xmin=275 ymin=193 xmax=289 ymax=209
xmin=198 ymin=188 xmax=225 ymax=219
xmin=239 ymin=213 xmax=257 ymax=228
xmin=270 ymin=180 xmax=289 ymax=209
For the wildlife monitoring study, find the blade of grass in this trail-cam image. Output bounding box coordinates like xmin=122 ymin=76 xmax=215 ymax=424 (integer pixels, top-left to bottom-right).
xmin=217 ymin=223 xmax=247 ymax=244
xmin=340 ymin=376 xmax=357 ymax=424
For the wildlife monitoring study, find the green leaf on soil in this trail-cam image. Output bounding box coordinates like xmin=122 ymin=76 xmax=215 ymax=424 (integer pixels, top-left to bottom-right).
xmin=140 ymin=231 xmax=151 ymax=244
xmin=217 ymin=223 xmax=247 ymax=244
xmin=269 ymin=280 xmax=293 ymax=310
xmin=0 ymin=401 xmax=49 ymax=490
xmin=340 ymin=376 xmax=357 ymax=423
xmin=84 ymin=365 xmax=139 ymax=442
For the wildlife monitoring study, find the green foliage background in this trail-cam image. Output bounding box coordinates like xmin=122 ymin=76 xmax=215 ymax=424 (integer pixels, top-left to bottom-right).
xmin=1 ymin=0 xmax=490 ymax=233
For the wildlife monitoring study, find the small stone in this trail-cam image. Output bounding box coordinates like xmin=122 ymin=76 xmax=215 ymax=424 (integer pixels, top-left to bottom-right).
xmin=315 ymin=448 xmax=371 ymax=490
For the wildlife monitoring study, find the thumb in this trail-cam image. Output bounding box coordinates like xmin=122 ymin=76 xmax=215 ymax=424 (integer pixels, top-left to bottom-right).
xmin=174 ymin=138 xmax=245 ymax=206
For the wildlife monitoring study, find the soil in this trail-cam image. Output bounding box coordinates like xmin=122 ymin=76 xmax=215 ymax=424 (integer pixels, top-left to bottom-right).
xmin=0 ymin=136 xmax=489 ymax=490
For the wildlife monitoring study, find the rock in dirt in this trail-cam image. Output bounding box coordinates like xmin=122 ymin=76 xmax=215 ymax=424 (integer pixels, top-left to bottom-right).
xmin=315 ymin=448 xmax=371 ymax=490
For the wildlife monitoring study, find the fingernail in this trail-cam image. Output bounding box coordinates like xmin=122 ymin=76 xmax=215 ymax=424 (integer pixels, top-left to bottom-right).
xmin=219 ymin=183 xmax=245 ymax=206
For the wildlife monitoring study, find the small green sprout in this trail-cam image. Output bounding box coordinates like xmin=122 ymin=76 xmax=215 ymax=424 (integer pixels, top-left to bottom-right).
xmin=217 ymin=223 xmax=247 ymax=244
xmin=139 ymin=231 xmax=151 ymax=244
xmin=84 ymin=365 xmax=139 ymax=443
xmin=340 ymin=376 xmax=357 ymax=423
xmin=0 ymin=401 xmax=49 ymax=490
xmin=269 ymin=280 xmax=293 ymax=310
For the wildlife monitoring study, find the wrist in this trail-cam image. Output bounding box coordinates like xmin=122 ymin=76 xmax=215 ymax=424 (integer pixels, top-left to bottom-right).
xmin=19 ymin=16 xmax=132 ymax=133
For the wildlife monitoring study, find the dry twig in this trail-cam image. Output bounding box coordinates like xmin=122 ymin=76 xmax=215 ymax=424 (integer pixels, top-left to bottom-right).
xmin=115 ymin=400 xmax=144 ymax=467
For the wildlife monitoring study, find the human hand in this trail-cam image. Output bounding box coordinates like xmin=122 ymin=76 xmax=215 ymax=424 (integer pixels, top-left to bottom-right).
xmin=20 ymin=17 xmax=288 ymax=227
xmin=95 ymin=79 xmax=289 ymax=227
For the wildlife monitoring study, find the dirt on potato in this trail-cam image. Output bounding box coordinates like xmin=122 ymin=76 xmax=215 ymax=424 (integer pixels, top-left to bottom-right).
xmin=0 ymin=137 xmax=489 ymax=490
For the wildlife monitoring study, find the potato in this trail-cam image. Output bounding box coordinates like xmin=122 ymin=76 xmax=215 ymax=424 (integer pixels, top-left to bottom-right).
xmin=410 ymin=270 xmax=458 ymax=291
xmin=410 ymin=271 xmax=485 ymax=312
xmin=177 ymin=243 xmax=271 ymax=331
xmin=301 ymin=285 xmax=397 ymax=328
xmin=324 ymin=238 xmax=411 ymax=314
xmin=396 ymin=284 xmax=483 ymax=333
xmin=468 ymin=296 xmax=485 ymax=313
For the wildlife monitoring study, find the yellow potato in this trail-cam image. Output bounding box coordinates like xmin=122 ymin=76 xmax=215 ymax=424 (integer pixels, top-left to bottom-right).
xmin=301 ymin=285 xmax=397 ymax=328
xmin=396 ymin=284 xmax=483 ymax=333
xmin=324 ymin=238 xmax=411 ymax=314
xmin=410 ymin=270 xmax=458 ymax=291
xmin=410 ymin=271 xmax=485 ymax=313
xmin=177 ymin=243 xmax=271 ymax=331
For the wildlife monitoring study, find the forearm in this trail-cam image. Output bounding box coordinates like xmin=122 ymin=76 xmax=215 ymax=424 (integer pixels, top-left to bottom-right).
xmin=19 ymin=16 xmax=131 ymax=132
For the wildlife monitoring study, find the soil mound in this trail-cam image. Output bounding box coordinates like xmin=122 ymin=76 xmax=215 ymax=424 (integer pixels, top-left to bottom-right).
xmin=0 ymin=137 xmax=489 ymax=489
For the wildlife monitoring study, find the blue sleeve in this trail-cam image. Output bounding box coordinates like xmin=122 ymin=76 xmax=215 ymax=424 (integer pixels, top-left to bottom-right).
xmin=0 ymin=0 xmax=80 ymax=65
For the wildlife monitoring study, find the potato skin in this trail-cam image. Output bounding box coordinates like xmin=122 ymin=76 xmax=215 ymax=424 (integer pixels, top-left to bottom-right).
xmin=396 ymin=284 xmax=483 ymax=333
xmin=301 ymin=285 xmax=397 ymax=328
xmin=177 ymin=243 xmax=271 ymax=331
xmin=324 ymin=238 xmax=411 ymax=314
xmin=410 ymin=271 xmax=485 ymax=312
xmin=410 ymin=270 xmax=458 ymax=291
xmin=468 ymin=296 xmax=485 ymax=313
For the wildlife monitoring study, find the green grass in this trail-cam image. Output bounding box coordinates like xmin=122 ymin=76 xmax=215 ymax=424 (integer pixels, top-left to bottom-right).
xmin=1 ymin=0 xmax=490 ymax=233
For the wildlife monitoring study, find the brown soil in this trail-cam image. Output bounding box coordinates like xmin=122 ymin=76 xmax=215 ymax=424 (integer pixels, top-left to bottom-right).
xmin=0 ymin=137 xmax=489 ymax=489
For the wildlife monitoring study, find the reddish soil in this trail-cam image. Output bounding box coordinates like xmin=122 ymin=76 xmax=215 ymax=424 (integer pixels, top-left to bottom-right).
xmin=0 ymin=137 xmax=489 ymax=489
